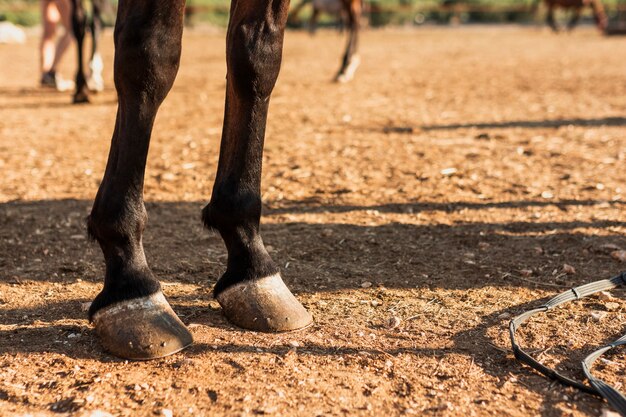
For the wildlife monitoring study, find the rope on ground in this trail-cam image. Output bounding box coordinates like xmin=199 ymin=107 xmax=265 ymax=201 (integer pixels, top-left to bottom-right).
xmin=509 ymin=271 xmax=626 ymax=416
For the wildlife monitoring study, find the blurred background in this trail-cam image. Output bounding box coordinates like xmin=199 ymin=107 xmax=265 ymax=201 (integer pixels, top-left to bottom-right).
xmin=2 ymin=0 xmax=626 ymax=28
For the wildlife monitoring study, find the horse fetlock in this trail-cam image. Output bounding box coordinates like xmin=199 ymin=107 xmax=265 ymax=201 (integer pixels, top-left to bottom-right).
xmin=87 ymin=203 xmax=147 ymax=244
xmin=202 ymin=189 xmax=262 ymax=234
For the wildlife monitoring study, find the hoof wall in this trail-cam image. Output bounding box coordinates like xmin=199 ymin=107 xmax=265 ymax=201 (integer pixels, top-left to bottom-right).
xmin=334 ymin=55 xmax=361 ymax=83
xmin=92 ymin=292 xmax=193 ymax=360
xmin=216 ymin=274 xmax=313 ymax=332
xmin=73 ymin=95 xmax=89 ymax=104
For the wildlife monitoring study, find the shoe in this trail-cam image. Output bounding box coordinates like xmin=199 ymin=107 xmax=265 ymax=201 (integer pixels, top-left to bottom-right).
xmin=40 ymin=71 xmax=75 ymax=92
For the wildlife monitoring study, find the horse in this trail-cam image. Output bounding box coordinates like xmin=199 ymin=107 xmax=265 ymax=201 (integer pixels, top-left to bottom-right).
xmin=289 ymin=0 xmax=349 ymax=34
xmin=542 ymin=0 xmax=608 ymax=32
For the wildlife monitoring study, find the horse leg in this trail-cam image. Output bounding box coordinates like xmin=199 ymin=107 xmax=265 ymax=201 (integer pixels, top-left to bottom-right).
xmin=568 ymin=6 xmax=581 ymax=31
xmin=203 ymin=0 xmax=313 ymax=332
xmin=309 ymin=7 xmax=320 ymax=34
xmin=87 ymin=0 xmax=192 ymax=359
xmin=590 ymin=0 xmax=608 ymax=31
xmin=546 ymin=2 xmax=559 ymax=32
xmin=335 ymin=0 xmax=361 ymax=83
xmin=87 ymin=0 xmax=105 ymax=92
xmin=287 ymin=0 xmax=309 ymax=27
xmin=70 ymin=0 xmax=89 ymax=103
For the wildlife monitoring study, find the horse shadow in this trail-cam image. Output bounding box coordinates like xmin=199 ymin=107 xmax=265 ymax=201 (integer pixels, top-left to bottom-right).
xmin=362 ymin=116 xmax=626 ymax=134
xmin=0 ymin=198 xmax=624 ymax=413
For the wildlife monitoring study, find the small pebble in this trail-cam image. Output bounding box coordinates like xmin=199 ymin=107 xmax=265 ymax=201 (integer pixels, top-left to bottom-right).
xmin=600 ymin=243 xmax=622 ymax=252
xmin=81 ymin=411 xmax=114 ymax=417
xmin=611 ymin=250 xmax=626 ymax=262
xmin=591 ymin=311 xmax=608 ymax=321
xmin=161 ymin=409 xmax=173 ymax=417
xmin=519 ymin=269 xmax=533 ymax=277
xmin=599 ymin=291 xmax=615 ymax=301
xmin=562 ymin=264 xmax=576 ymax=275
xmin=440 ymin=167 xmax=457 ymax=176
xmin=605 ymin=302 xmax=620 ymax=312
xmin=386 ymin=316 xmax=401 ymax=329
xmin=361 ymin=281 xmax=372 ymax=288
xmin=601 ymin=409 xmax=620 ymax=417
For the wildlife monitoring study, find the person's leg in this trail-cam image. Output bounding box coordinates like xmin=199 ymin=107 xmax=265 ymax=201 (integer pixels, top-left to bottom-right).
xmin=40 ymin=0 xmax=59 ymax=78
xmin=51 ymin=0 xmax=73 ymax=72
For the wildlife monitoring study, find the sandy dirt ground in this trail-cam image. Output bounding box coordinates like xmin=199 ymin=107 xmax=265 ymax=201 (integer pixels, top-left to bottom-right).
xmin=1 ymin=25 xmax=626 ymax=417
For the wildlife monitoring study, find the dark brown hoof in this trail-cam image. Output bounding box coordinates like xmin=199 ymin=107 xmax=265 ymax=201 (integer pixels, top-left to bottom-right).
xmin=216 ymin=274 xmax=313 ymax=332
xmin=91 ymin=292 xmax=193 ymax=360
xmin=73 ymin=92 xmax=90 ymax=104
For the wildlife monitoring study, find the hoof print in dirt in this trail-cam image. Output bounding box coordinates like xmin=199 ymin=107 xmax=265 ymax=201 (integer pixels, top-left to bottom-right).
xmin=216 ymin=274 xmax=313 ymax=332
xmin=92 ymin=292 xmax=193 ymax=360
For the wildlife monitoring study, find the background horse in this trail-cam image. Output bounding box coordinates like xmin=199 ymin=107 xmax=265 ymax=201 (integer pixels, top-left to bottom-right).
xmin=542 ymin=0 xmax=608 ymax=31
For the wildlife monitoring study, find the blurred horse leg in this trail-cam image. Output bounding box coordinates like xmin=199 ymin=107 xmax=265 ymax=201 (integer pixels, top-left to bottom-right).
xmin=546 ymin=1 xmax=559 ymax=32
xmin=335 ymin=0 xmax=361 ymax=82
xmin=590 ymin=0 xmax=608 ymax=31
xmin=70 ymin=0 xmax=90 ymax=102
xmin=309 ymin=6 xmax=321 ymax=34
xmin=567 ymin=6 xmax=581 ymax=30
xmin=87 ymin=0 xmax=106 ymax=92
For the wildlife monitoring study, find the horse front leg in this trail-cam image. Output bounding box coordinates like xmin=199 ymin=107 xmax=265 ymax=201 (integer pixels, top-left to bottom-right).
xmin=203 ymin=0 xmax=313 ymax=332
xmin=335 ymin=0 xmax=361 ymax=82
xmin=87 ymin=0 xmax=192 ymax=359
xmin=309 ymin=7 xmax=321 ymax=34
xmin=70 ymin=0 xmax=90 ymax=103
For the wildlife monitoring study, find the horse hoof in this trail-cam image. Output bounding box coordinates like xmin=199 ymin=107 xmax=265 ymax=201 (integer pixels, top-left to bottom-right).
xmin=92 ymin=292 xmax=193 ymax=360
xmin=334 ymin=54 xmax=361 ymax=84
xmin=73 ymin=93 xmax=90 ymax=104
xmin=87 ymin=77 xmax=104 ymax=93
xmin=216 ymin=274 xmax=313 ymax=332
